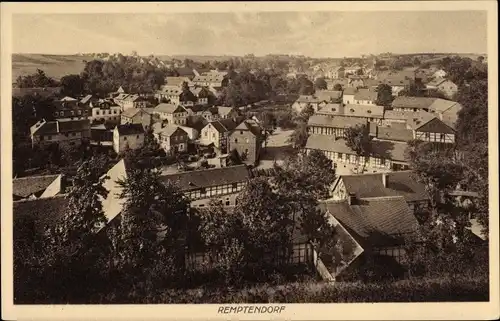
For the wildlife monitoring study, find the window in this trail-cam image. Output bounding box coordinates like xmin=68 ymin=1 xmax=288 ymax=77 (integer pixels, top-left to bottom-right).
xmin=96 ymin=111 xmax=100 ymax=115
xmin=200 ymin=188 xmax=206 ymax=195
xmin=240 ymin=131 xmax=243 ymax=135
xmin=232 ymin=183 xmax=238 ymax=189
xmin=225 ymin=201 xmax=230 ymax=206
xmin=234 ymin=138 xmax=238 ymax=143
xmin=124 ymin=137 xmax=128 ymax=141
xmin=440 ymin=133 xmax=446 ymax=140
xmin=380 ymin=158 xmax=386 ymax=165
xmin=350 ymin=109 xmax=354 ymax=112
xmin=136 ymin=135 xmax=139 ymax=139
xmin=367 ymin=110 xmax=371 ymax=114
xmin=204 ymin=132 xmax=208 ymax=137
xmin=425 ymin=132 xmax=430 ymax=139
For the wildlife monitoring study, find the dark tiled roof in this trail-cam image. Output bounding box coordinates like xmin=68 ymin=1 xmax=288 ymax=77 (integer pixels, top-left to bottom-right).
xmin=376 ymin=126 xmax=414 ymax=142
xmin=391 ymin=97 xmax=437 ymax=109
xmin=116 ymin=123 xmax=144 ymax=135
xmin=160 ymin=165 xmax=249 ymax=191
xmin=58 ymin=118 xmax=90 ymax=133
xmin=354 ymin=88 xmax=377 ymax=101
xmin=415 ymin=117 xmax=455 ymax=134
xmin=339 ymin=171 xmax=429 ymax=203
xmin=13 ymin=195 xmax=69 ymax=235
xmin=305 ymin=135 xmax=353 ymax=154
xmin=308 ymin=114 xmax=367 ymax=128
xmin=320 ymin=196 xmax=419 ymax=246
xmin=13 ymin=174 xmax=60 ymax=198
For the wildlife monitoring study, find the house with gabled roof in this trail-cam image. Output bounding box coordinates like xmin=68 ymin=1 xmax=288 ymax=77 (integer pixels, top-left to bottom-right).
xmin=200 ymin=118 xmax=240 ymax=153
xmin=331 ymin=171 xmax=430 ymax=217
xmin=155 ymin=85 xmax=183 ymax=105
xmin=292 ymin=95 xmax=328 ymax=113
xmin=120 ymin=108 xmax=152 ymax=129
xmin=113 ymin=123 xmax=145 ymax=154
xmin=425 ymin=78 xmax=458 ymax=99
xmin=391 ymin=96 xmax=436 ymax=112
xmin=227 ymin=119 xmax=265 ymax=165
xmin=13 ymin=174 xmax=66 ymax=201
xmin=411 ymin=117 xmax=456 ymax=144
xmin=304 ymin=135 xmax=411 ymax=172
xmin=149 ymin=103 xmax=189 ymax=126
xmin=427 ymin=99 xmax=462 ymax=128
xmin=30 ymin=118 xmax=91 ymax=148
xmin=353 ymin=88 xmax=378 ymax=106
xmin=319 ymin=196 xmax=420 ymax=276
xmin=307 ymin=114 xmax=369 ymax=138
xmin=151 ymin=123 xmax=189 ymax=155
xmin=160 ymin=164 xmax=250 ymax=208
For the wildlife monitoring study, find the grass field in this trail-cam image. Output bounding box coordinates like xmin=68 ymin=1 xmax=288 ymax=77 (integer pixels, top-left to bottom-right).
xmin=12 ymin=54 xmax=88 ymax=82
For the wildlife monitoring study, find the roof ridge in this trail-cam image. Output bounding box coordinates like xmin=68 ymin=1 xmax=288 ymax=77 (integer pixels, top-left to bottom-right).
xmin=13 ymin=193 xmax=68 ymax=203
xmin=359 ymin=196 xmax=406 ymax=201
xmin=162 ymin=164 xmax=248 ymax=178
xmin=13 ymin=174 xmax=60 ymax=181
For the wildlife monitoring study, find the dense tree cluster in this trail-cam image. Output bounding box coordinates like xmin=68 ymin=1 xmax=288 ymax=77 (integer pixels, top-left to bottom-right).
xmin=15 ymin=69 xmax=59 ymax=88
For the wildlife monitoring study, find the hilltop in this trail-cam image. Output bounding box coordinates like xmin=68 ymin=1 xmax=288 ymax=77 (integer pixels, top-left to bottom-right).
xmin=12 ymin=54 xmax=88 ymax=82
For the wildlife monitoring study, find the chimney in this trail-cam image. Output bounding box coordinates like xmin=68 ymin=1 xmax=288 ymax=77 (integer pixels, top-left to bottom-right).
xmin=382 ymin=172 xmax=388 ymax=188
xmin=347 ymin=193 xmax=356 ymax=206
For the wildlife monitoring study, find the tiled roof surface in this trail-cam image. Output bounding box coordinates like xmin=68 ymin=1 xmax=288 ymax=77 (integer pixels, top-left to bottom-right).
xmin=391 ymin=96 xmax=437 ymax=109
xmin=308 ymin=114 xmax=367 ymax=128
xmin=320 ymin=196 xmax=419 ymax=246
xmin=339 ymin=171 xmax=429 ymax=202
xmin=376 ymin=126 xmax=414 ymax=142
xmin=354 ymin=88 xmax=378 ymax=101
xmin=415 ymin=117 xmax=455 ymax=134
xmin=155 ymin=103 xmax=185 ymax=114
xmin=160 ymin=165 xmax=249 ymax=191
xmin=116 ymin=123 xmax=144 ymax=135
xmin=305 ymin=135 xmax=353 ymax=154
xmin=13 ymin=195 xmax=69 ymax=235
xmin=13 ymin=174 xmax=60 ymax=198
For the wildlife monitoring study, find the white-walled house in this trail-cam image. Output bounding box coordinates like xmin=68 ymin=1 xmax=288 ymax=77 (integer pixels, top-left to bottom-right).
xmin=113 ymin=123 xmax=145 ymax=154
xmin=150 ymin=103 xmax=189 ymax=125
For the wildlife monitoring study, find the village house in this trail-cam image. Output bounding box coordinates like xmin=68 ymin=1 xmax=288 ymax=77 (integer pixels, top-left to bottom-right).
xmin=160 ymin=165 xmax=250 ymax=208
xmin=304 ymin=135 xmax=410 ymax=172
xmin=192 ymin=71 xmax=229 ymax=88
xmin=391 ymin=96 xmax=437 ymax=112
xmin=155 ymin=85 xmax=182 ymax=105
xmin=53 ymin=96 xmax=89 ymax=119
xmin=30 ymin=118 xmax=91 ymax=148
xmin=326 ymin=78 xmax=349 ymax=91
xmin=331 ymin=171 xmax=430 ymax=217
xmin=227 ymin=119 xmax=265 ymax=166
xmin=425 ymin=78 xmax=458 ymax=99
xmin=307 ymin=114 xmax=368 ymax=138
xmin=319 ymin=196 xmax=420 ymax=274
xmin=432 ymin=69 xmax=447 ymax=79
xmin=152 ymin=123 xmax=189 ymax=155
xmin=427 ymin=99 xmax=462 ymax=127
xmin=316 ymin=104 xmax=385 ymax=125
xmin=13 ymin=174 xmax=67 ymax=201
xmin=200 ymin=118 xmax=239 ymax=154
xmin=114 ymin=94 xmax=149 ymax=110
xmin=120 ymin=108 xmax=152 ymax=129
xmin=190 ymin=86 xmax=215 ymax=105
xmin=217 ymin=106 xmax=239 ymax=119
xmin=409 ymin=117 xmax=456 ymax=144
xmin=327 ymin=66 xmax=345 ymax=79
xmin=90 ymin=123 xmax=114 ymax=147
xmin=89 ymin=99 xmax=121 ymax=124
xmin=150 ymin=103 xmax=189 ymax=125
xmin=292 ymin=95 xmax=328 ymax=113
xmin=347 ymin=76 xmax=366 ymax=89
xmin=113 ymin=123 xmax=145 ymax=154
xmin=374 ymin=71 xmax=415 ymax=96
xmin=342 ymin=87 xmax=357 ymax=105
xmin=353 ymin=88 xmax=378 ymax=106
xmin=315 ymin=90 xmax=343 ymax=104
xmin=373 ymin=125 xmax=415 ymax=143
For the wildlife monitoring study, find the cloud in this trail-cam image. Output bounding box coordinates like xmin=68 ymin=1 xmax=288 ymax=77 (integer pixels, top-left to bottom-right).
xmin=12 ymin=11 xmax=487 ymax=57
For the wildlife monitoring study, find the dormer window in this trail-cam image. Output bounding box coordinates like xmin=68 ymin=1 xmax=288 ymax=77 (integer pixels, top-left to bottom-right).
xmin=367 ymin=110 xmax=372 ymax=114
xmin=350 ymin=109 xmax=355 ymax=112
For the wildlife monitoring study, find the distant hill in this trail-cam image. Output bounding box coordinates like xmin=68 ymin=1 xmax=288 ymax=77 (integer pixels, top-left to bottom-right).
xmin=12 ymin=54 xmax=88 ymax=82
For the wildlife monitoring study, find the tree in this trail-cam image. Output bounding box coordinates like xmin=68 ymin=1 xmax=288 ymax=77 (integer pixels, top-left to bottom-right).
xmin=287 ymin=121 xmax=309 ymax=149
xmin=314 ymin=77 xmax=328 ymax=90
xmin=16 ymin=69 xmax=58 ymax=88
xmin=42 ymin=156 xmax=110 ymax=300
xmin=60 ymin=74 xmax=85 ymax=97
xmin=179 ymin=81 xmax=197 ymax=103
xmin=344 ymin=124 xmax=371 ymax=156
xmin=298 ymin=104 xmax=315 ymax=121
xmin=375 ymin=84 xmax=394 ymax=106
xmin=297 ymin=76 xmax=314 ymax=95
xmin=228 ymin=148 xmax=242 ymax=166
xmin=333 ymin=83 xmax=343 ymax=91
xmin=234 ymin=177 xmax=293 ymax=265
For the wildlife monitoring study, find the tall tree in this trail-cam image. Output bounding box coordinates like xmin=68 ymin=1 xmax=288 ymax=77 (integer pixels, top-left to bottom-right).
xmin=333 ymin=84 xmax=343 ymax=91
xmin=375 ymin=84 xmax=394 ymax=106
xmin=344 ymin=124 xmax=371 ymax=156
xmin=60 ymin=74 xmax=85 ymax=97
xmin=314 ymin=78 xmax=328 ymax=90
xmin=287 ymin=120 xmax=309 ymax=149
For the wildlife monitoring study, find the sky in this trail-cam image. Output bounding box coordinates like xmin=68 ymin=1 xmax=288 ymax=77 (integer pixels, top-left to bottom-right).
xmin=12 ymin=11 xmax=487 ymax=58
